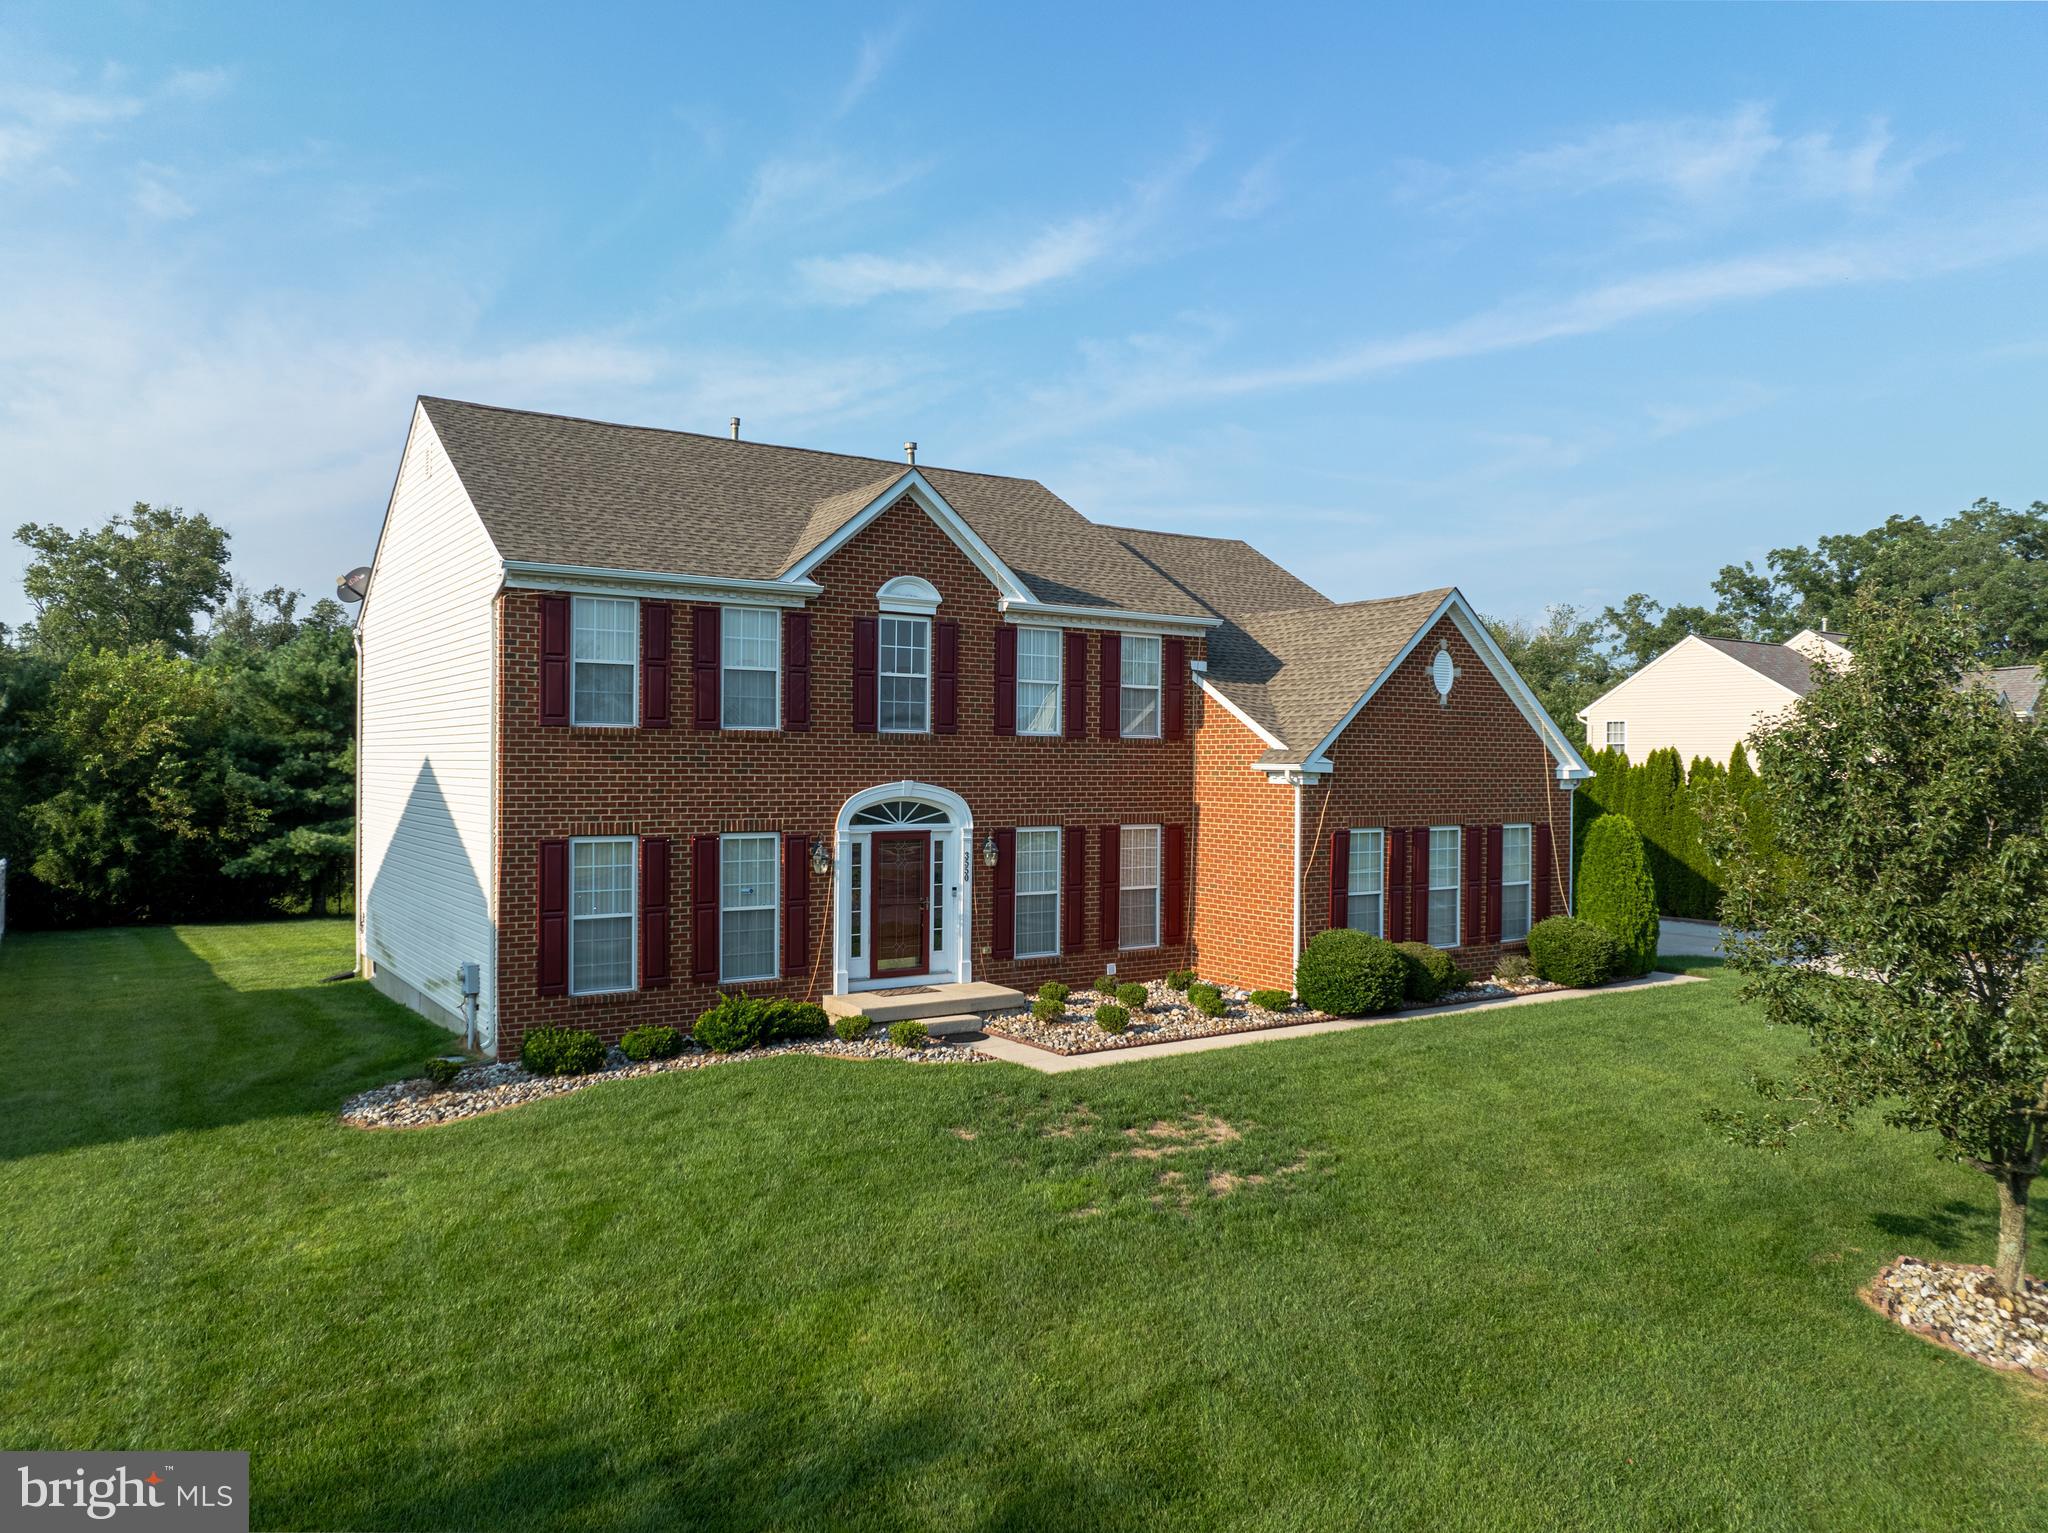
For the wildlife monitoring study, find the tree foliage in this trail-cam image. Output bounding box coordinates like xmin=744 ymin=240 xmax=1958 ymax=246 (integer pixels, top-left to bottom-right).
xmin=16 ymin=503 xmax=232 ymax=658
xmin=1575 ymin=815 xmax=1659 ymax=977
xmin=1708 ymin=599 xmax=2048 ymax=1294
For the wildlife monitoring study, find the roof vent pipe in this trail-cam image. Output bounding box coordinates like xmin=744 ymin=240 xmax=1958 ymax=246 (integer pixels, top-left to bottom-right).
xmin=729 ymin=417 xmax=741 ymax=440
xmin=904 ymin=441 xmax=917 ymax=464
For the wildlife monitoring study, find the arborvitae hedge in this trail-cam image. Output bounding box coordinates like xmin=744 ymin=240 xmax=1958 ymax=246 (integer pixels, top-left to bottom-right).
xmin=1576 ymin=814 xmax=1660 ymax=976
xmin=1571 ymin=742 xmax=1771 ymax=920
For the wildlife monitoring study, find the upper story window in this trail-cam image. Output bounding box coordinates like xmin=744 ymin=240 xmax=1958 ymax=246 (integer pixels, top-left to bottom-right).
xmin=1605 ymin=719 xmax=1626 ymax=751
xmin=569 ymin=836 xmax=635 ymax=994
xmin=1017 ymin=628 xmax=1062 ymax=735
xmin=721 ymin=606 xmax=779 ymax=730
xmin=1120 ymin=634 xmax=1161 ymax=738
xmin=1500 ymin=824 xmax=1533 ymax=943
xmin=879 ymin=615 xmax=930 ymax=733
xmin=571 ymin=596 xmax=636 ymax=726
xmin=1427 ymin=826 xmax=1461 ymax=948
xmin=1348 ymin=828 xmax=1385 ymax=938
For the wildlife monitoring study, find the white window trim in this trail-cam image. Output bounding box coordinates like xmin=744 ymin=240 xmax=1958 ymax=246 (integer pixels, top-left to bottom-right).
xmin=719 ymin=604 xmax=782 ymax=732
xmin=1348 ymin=827 xmax=1385 ymax=936
xmin=718 ymin=832 xmax=780 ymax=984
xmin=1016 ymin=626 xmax=1063 ymax=737
xmin=1605 ymin=719 xmax=1626 ymax=751
xmin=1014 ymin=826 xmax=1062 ymax=959
xmin=1427 ymin=825 xmax=1462 ymax=949
xmin=1118 ymin=822 xmax=1162 ymax=951
xmin=570 ymin=595 xmax=639 ymax=729
xmin=878 ymin=613 xmax=932 ymax=735
xmin=1119 ymin=633 xmax=1162 ymax=739
xmin=568 ymin=835 xmax=637 ymax=996
xmin=1501 ymin=823 xmax=1534 ymax=944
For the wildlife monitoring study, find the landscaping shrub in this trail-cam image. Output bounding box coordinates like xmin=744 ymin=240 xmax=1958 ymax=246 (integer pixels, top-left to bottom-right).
xmin=1187 ymin=982 xmax=1227 ymax=1018
xmin=519 ymin=1025 xmax=607 ymax=1076
xmin=1094 ymin=1003 xmax=1130 ymax=1033
xmin=832 ymin=1013 xmax=871 ymax=1042
xmin=1577 ymin=814 xmax=1660 ymax=976
xmin=1527 ymin=916 xmax=1619 ymax=988
xmin=1093 ymin=973 xmax=1120 ymax=997
xmin=1037 ymin=980 xmax=1070 ymax=1006
xmin=761 ymin=999 xmax=830 ymax=1041
xmin=619 ymin=1025 xmax=682 ymax=1062
xmin=887 ymin=1020 xmax=929 ymax=1050
xmin=1247 ymin=988 xmax=1292 ymax=1012
xmin=694 ymin=993 xmax=766 ymax=1054
xmin=1115 ymin=981 xmax=1148 ymax=1010
xmin=1166 ymin=969 xmax=1197 ymax=992
xmin=1033 ymin=996 xmax=1065 ymax=1022
xmin=1494 ymin=953 xmax=1534 ymax=983
xmin=1294 ymin=929 xmax=1406 ymax=1017
xmin=1393 ymin=941 xmax=1458 ymax=1003
xmin=422 ymin=1056 xmax=462 ymax=1087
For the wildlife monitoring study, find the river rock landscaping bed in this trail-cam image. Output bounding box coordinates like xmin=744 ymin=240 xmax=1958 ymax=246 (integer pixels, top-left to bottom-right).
xmin=341 ymin=1033 xmax=987 ymax=1129
xmin=1865 ymin=1256 xmax=2048 ymax=1379
xmin=983 ymin=975 xmax=1559 ymax=1057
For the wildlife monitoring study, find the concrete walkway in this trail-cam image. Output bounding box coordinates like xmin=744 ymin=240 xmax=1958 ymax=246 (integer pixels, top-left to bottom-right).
xmin=970 ymin=970 xmax=1707 ymax=1073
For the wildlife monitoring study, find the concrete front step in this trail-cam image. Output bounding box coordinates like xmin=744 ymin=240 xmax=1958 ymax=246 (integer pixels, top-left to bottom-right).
xmin=821 ymin=981 xmax=1026 ymax=1023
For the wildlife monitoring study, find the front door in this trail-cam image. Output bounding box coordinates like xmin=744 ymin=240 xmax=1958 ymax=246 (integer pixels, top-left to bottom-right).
xmin=869 ymin=832 xmax=930 ymax=977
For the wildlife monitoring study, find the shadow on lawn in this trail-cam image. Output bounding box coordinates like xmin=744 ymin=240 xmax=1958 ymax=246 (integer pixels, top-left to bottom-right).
xmin=1871 ymin=1198 xmax=1998 ymax=1255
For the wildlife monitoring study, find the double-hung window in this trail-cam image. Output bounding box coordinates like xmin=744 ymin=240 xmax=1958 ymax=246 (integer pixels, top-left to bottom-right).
xmin=1347 ymin=828 xmax=1385 ymax=937
xmin=571 ymin=596 xmax=636 ymax=726
xmin=1500 ymin=825 xmax=1533 ymax=943
xmin=569 ymin=837 xmax=635 ymax=994
xmin=1605 ymin=720 xmax=1626 ymax=752
xmin=721 ymin=607 xmax=778 ymax=729
xmin=719 ymin=834 xmax=778 ymax=982
xmin=1120 ymin=635 xmax=1161 ymax=738
xmin=1119 ymin=825 xmax=1161 ymax=949
xmin=878 ymin=615 xmax=930 ymax=733
xmin=1427 ymin=826 xmax=1461 ymax=948
xmin=1015 ymin=828 xmax=1061 ymax=958
xmin=1016 ymin=628 xmax=1062 ymax=735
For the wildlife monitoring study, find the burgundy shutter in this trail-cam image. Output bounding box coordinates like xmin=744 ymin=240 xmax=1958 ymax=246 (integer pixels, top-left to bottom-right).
xmin=538 ymin=839 xmax=569 ymax=994
xmin=639 ymin=837 xmax=671 ymax=987
xmin=992 ymin=828 xmax=1016 ymax=959
xmin=1386 ymin=832 xmax=1408 ymax=944
xmin=852 ymin=617 xmax=878 ymax=733
xmin=934 ymin=619 xmax=959 ymax=734
xmin=1328 ymin=829 xmax=1350 ymax=931
xmin=1162 ymin=823 xmax=1187 ymax=946
xmin=782 ymin=833 xmax=809 ymax=978
xmin=1098 ymin=825 xmax=1121 ymax=948
xmin=641 ymin=601 xmax=671 ymax=729
xmin=692 ymin=606 xmax=721 ymax=730
xmin=1487 ymin=824 xmax=1506 ymax=943
xmin=1062 ymin=825 xmax=1086 ymax=953
xmin=1462 ymin=825 xmax=1483 ymax=950
xmin=691 ymin=835 xmax=719 ymax=982
xmin=539 ymin=594 xmax=570 ymax=727
xmin=1098 ymin=634 xmax=1121 ymax=738
xmin=1533 ymin=823 xmax=1555 ymax=923
xmin=993 ymin=627 xmax=1017 ymax=737
xmin=783 ymin=610 xmax=811 ymax=731
xmin=1164 ymin=638 xmax=1187 ymax=741
xmin=1063 ymin=631 xmax=1088 ymax=739
xmin=1410 ymin=828 xmax=1431 ymax=943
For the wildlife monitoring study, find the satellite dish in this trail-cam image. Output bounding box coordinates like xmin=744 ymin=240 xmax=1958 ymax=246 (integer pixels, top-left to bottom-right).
xmin=337 ymin=566 xmax=372 ymax=604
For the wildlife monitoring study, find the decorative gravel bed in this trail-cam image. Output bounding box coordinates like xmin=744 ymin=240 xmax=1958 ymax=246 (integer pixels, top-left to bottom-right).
xmin=983 ymin=975 xmax=1561 ymax=1057
xmin=341 ymin=1033 xmax=987 ymax=1129
xmin=1865 ymin=1256 xmax=2048 ymax=1379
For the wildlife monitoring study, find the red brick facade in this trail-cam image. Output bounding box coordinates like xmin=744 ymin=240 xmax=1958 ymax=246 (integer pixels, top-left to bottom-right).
xmin=1189 ymin=698 xmax=1296 ymax=992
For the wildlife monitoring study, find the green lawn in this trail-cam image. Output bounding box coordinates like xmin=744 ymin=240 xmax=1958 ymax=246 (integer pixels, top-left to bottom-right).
xmin=1 ymin=923 xmax=2042 ymax=1531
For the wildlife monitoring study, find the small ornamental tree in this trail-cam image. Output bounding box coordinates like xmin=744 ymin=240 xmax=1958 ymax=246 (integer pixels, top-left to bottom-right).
xmin=1576 ymin=815 xmax=1659 ymax=976
xmin=1708 ymin=600 xmax=2048 ymax=1295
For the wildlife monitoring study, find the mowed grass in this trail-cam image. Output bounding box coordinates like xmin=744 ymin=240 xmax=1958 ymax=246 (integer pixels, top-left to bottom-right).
xmin=1 ymin=924 xmax=2043 ymax=1531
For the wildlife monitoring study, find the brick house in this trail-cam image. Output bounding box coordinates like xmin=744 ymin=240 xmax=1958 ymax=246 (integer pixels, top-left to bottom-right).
xmin=355 ymin=398 xmax=1591 ymax=1058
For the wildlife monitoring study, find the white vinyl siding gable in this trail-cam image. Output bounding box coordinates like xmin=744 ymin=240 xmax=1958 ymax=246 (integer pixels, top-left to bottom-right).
xmin=1580 ymin=635 xmax=1800 ymax=767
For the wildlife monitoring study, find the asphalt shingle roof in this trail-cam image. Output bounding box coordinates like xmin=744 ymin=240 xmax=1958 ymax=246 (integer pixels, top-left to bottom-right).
xmin=1979 ymin=664 xmax=2043 ymax=718
xmin=1698 ymin=636 xmax=1816 ymax=695
xmin=1106 ymin=526 xmax=1334 ymax=620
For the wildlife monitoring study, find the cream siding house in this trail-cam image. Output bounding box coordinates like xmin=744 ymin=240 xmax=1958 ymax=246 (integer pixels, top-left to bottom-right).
xmin=1578 ymin=632 xmax=1832 ymax=765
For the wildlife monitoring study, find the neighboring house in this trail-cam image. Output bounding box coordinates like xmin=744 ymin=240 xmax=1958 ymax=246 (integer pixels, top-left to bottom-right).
xmin=1581 ymin=626 xmax=2040 ymax=765
xmin=356 ymin=398 xmax=1591 ymax=1058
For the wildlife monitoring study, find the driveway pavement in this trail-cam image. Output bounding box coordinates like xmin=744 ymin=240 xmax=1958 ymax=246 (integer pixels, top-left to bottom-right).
xmin=1659 ymin=918 xmax=1727 ymax=957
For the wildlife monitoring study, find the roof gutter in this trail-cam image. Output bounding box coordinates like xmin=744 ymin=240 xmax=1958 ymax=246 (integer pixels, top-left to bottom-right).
xmin=998 ymin=597 xmax=1221 ymax=633
xmin=502 ymin=560 xmax=823 ymax=602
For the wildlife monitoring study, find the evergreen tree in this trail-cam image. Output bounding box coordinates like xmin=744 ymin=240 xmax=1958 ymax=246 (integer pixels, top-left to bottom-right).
xmin=1630 ymin=748 xmax=1684 ymax=913
xmin=1578 ymin=814 xmax=1660 ymax=976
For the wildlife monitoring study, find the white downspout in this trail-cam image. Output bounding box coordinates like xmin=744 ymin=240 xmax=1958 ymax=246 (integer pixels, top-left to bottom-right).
xmin=1291 ymin=782 xmax=1303 ymax=965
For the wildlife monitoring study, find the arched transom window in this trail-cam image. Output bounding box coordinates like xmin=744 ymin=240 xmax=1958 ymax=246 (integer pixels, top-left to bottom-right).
xmin=850 ymin=798 xmax=951 ymax=828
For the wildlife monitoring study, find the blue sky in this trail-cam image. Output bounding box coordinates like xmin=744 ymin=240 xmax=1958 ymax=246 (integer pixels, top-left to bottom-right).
xmin=2 ymin=2 xmax=2044 ymax=630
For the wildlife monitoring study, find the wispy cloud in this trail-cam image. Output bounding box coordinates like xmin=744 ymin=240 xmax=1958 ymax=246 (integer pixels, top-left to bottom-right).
xmin=1222 ymin=148 xmax=1285 ymax=220
xmin=835 ymin=19 xmax=909 ymax=118
xmin=730 ymin=150 xmax=932 ymax=238
xmin=0 ymin=65 xmax=230 ymax=182
xmin=133 ymin=162 xmax=193 ymax=219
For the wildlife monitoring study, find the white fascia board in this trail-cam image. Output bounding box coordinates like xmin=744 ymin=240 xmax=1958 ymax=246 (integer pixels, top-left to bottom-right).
xmin=1002 ymin=599 xmax=1219 ymax=634
xmin=780 ymin=470 xmax=1033 ymax=603
xmin=504 ymin=561 xmax=819 ymax=607
xmin=1193 ymin=672 xmax=1286 ymax=751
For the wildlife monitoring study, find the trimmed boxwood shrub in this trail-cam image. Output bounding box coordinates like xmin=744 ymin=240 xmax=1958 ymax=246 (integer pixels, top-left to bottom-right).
xmin=1577 ymin=814 xmax=1660 ymax=976
xmin=520 ymin=1025 xmax=606 ymax=1076
xmin=1247 ymin=988 xmax=1292 ymax=1012
xmin=1294 ymin=929 xmax=1405 ymax=1017
xmin=1037 ymin=980 xmax=1071 ymax=1006
xmin=832 ymin=1012 xmax=872 ymax=1041
xmin=619 ymin=1025 xmax=682 ymax=1062
xmin=1494 ymin=953 xmax=1534 ymax=983
xmin=1393 ymin=941 xmax=1458 ymax=1003
xmin=1527 ymin=916 xmax=1619 ymax=988
xmin=887 ymin=1019 xmax=929 ymax=1050
xmin=1094 ymin=1003 xmax=1130 ymax=1033
xmin=1032 ymin=996 xmax=1065 ymax=1022
xmin=422 ymin=1056 xmax=462 ymax=1087
xmin=1186 ymin=982 xmax=1227 ymax=1018
xmin=694 ymin=994 xmax=765 ymax=1054
xmin=762 ymin=999 xmax=830 ymax=1041
xmin=1093 ymin=973 xmax=1120 ymax=998
xmin=1115 ymin=981 xmax=1147 ymax=1010
xmin=1166 ymin=969 xmax=1197 ymax=992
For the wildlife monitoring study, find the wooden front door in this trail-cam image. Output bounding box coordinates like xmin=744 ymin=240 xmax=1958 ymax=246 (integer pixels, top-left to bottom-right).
xmin=869 ymin=832 xmax=930 ymax=976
